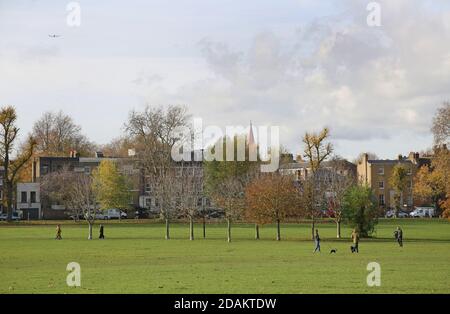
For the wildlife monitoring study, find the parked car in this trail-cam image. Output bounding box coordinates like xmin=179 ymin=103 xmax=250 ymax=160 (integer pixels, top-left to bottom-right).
xmin=95 ymin=212 xmax=108 ymax=220
xmin=385 ymin=210 xmax=409 ymax=218
xmin=135 ymin=208 xmax=150 ymax=219
xmin=197 ymin=208 xmax=225 ymax=219
xmin=102 ymin=209 xmax=127 ymax=220
xmin=68 ymin=213 xmax=85 ymax=221
xmin=410 ymin=207 xmax=435 ymax=218
xmin=0 ymin=212 xmax=21 ymax=221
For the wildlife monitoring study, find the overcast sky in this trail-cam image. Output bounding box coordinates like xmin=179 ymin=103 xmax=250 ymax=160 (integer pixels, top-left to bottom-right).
xmin=1 ymin=0 xmax=450 ymax=160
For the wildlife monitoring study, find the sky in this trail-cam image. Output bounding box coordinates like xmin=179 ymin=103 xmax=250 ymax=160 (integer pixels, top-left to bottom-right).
xmin=1 ymin=0 xmax=450 ymax=160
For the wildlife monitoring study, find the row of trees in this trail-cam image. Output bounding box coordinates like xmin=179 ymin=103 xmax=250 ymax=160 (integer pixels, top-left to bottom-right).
xmin=1 ymin=101 xmax=447 ymax=239
xmin=203 ymin=133 xmax=378 ymax=242
xmin=0 ymin=104 xmax=379 ymax=239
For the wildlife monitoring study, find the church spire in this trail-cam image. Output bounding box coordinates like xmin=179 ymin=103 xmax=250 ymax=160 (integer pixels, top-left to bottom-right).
xmin=248 ymin=121 xmax=256 ymax=147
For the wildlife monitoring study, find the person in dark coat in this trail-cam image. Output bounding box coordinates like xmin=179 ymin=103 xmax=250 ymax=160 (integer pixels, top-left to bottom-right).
xmin=99 ymin=224 xmax=105 ymax=239
xmin=395 ymin=227 xmax=403 ymax=247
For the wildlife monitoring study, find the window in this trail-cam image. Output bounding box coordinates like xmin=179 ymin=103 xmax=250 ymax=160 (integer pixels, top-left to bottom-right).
xmin=379 ymin=194 xmax=385 ymax=206
xmin=378 ymin=167 xmax=385 ymax=175
xmin=379 ymin=181 xmax=384 ymax=189
xmin=30 ymin=192 xmax=37 ymax=204
xmin=42 ymin=165 xmax=49 ymax=175
xmin=145 ymin=183 xmax=151 ymax=193
xmin=84 ymin=167 xmax=91 ymax=174
xmin=21 ymin=192 xmax=27 ymax=204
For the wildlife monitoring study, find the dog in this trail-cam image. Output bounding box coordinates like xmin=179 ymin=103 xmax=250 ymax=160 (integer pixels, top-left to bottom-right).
xmin=330 ymin=249 xmax=337 ymax=254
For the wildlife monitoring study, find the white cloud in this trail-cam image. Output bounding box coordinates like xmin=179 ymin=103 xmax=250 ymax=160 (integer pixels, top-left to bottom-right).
xmin=1 ymin=0 xmax=449 ymax=159
xmin=140 ymin=0 xmax=450 ymax=158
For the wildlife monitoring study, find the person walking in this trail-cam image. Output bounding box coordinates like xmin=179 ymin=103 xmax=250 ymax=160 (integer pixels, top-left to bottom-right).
xmin=351 ymin=229 xmax=360 ymax=253
xmin=395 ymin=226 xmax=403 ymax=247
xmin=99 ymin=224 xmax=105 ymax=240
xmin=55 ymin=224 xmax=62 ymax=240
xmin=313 ymin=229 xmax=321 ymax=253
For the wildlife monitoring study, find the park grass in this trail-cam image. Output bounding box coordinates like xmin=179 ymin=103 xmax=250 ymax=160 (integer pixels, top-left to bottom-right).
xmin=0 ymin=219 xmax=449 ymax=294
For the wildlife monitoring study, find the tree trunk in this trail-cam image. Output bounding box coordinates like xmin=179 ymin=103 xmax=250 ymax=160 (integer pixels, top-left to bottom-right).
xmin=435 ymin=199 xmax=441 ymax=217
xmin=190 ymin=216 xmax=194 ymax=241
xmin=311 ymin=216 xmax=315 ymax=240
xmin=165 ymin=218 xmax=170 ymax=240
xmin=203 ymin=216 xmax=206 ymax=239
xmin=255 ymin=224 xmax=260 ymax=240
xmin=6 ymin=181 xmax=13 ymax=222
xmin=88 ymin=222 xmax=93 ymax=240
xmin=336 ymin=219 xmax=341 ymax=239
xmin=276 ymin=219 xmax=281 ymax=241
xmin=227 ymin=218 xmax=232 ymax=243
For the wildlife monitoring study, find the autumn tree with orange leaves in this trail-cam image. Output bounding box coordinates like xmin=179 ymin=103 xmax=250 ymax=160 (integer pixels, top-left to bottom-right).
xmin=414 ymin=147 xmax=449 ymax=217
xmin=246 ymin=173 xmax=301 ymax=241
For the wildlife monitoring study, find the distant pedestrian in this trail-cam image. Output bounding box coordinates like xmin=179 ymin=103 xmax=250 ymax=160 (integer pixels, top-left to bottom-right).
xmin=55 ymin=224 xmax=62 ymax=240
xmin=313 ymin=229 xmax=321 ymax=253
xmin=395 ymin=226 xmax=403 ymax=247
xmin=99 ymin=224 xmax=105 ymax=239
xmin=351 ymin=229 xmax=359 ymax=253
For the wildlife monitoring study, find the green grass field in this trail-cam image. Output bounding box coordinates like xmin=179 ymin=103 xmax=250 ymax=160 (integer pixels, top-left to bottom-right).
xmin=0 ymin=219 xmax=449 ymax=294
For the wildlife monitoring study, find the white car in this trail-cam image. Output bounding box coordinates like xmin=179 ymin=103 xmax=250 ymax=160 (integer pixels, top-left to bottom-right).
xmin=410 ymin=207 xmax=435 ymax=218
xmin=102 ymin=209 xmax=127 ymax=220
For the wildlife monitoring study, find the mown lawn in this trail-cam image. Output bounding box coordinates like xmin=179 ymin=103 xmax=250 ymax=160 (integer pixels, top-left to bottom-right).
xmin=0 ymin=219 xmax=449 ymax=294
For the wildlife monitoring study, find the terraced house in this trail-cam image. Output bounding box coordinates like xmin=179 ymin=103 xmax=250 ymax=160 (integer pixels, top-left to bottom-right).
xmin=357 ymin=152 xmax=432 ymax=211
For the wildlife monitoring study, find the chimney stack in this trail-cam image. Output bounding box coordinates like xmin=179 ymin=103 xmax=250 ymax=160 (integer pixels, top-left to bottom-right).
xmin=363 ymin=153 xmax=369 ymax=164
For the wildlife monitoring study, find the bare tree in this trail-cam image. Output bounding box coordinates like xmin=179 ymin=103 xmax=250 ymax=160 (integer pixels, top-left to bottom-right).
xmin=125 ymin=105 xmax=190 ymax=240
xmin=325 ymin=157 xmax=356 ymax=238
xmin=432 ymin=102 xmax=450 ymax=146
xmin=32 ymin=111 xmax=94 ymax=156
xmin=175 ymin=164 xmax=204 ymax=240
xmin=211 ymin=176 xmax=247 ymax=243
xmin=302 ymin=127 xmax=334 ymax=239
xmin=41 ymin=168 xmax=97 ymax=239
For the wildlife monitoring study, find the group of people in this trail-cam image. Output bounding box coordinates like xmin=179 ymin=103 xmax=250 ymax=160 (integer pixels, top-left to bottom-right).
xmin=55 ymin=224 xmax=105 ymax=240
xmin=313 ymin=226 xmax=404 ymax=253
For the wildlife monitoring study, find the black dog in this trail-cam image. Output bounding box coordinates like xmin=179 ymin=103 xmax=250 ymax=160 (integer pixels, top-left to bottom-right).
xmin=330 ymin=249 xmax=337 ymax=254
